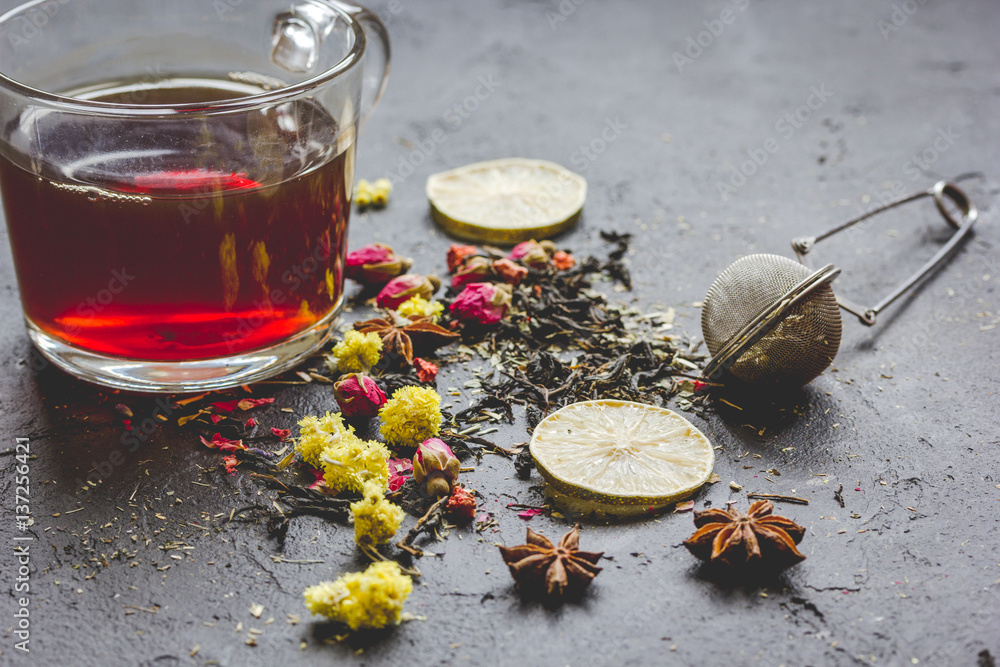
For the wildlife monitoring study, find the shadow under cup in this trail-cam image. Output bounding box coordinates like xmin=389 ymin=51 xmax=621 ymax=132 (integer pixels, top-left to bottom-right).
xmin=0 ymin=0 xmax=389 ymax=392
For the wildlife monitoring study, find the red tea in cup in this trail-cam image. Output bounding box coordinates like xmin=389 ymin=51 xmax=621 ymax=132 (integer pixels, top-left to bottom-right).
xmin=2 ymin=80 xmax=350 ymax=362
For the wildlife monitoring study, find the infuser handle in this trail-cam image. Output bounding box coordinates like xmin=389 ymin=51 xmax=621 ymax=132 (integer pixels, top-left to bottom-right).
xmin=792 ymin=180 xmax=980 ymax=326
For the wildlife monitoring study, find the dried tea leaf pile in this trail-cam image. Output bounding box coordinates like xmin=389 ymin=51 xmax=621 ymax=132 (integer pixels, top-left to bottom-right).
xmin=448 ymin=232 xmax=711 ymax=435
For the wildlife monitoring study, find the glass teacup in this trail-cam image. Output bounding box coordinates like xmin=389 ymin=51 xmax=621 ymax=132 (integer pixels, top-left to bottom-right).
xmin=0 ymin=0 xmax=389 ymax=392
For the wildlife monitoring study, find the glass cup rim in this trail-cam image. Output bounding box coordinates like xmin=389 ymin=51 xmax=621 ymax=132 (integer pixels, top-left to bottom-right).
xmin=0 ymin=0 xmax=366 ymax=117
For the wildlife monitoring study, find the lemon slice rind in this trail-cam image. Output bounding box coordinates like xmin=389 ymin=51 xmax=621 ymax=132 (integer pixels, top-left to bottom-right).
xmin=426 ymin=158 xmax=586 ymax=244
xmin=529 ymin=400 xmax=715 ymax=517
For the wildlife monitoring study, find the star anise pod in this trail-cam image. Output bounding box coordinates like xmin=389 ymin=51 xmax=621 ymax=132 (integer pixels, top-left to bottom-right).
xmin=683 ymin=500 xmax=806 ymax=570
xmin=498 ymin=524 xmax=603 ymax=600
xmin=354 ymin=313 xmax=458 ymax=365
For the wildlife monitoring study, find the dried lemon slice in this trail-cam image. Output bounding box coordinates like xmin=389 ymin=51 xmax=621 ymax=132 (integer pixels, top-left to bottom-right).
xmin=530 ymin=400 xmax=715 ymax=518
xmin=426 ymin=158 xmax=586 ymax=244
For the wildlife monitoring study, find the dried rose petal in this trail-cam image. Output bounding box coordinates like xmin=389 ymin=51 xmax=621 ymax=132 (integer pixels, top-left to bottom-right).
xmin=446 ymin=244 xmax=478 ymax=272
xmin=492 ymin=258 xmax=528 ymax=286
xmin=199 ymin=433 xmax=246 ymax=453
xmin=413 ymin=358 xmax=439 ymax=383
xmin=450 ymin=282 xmax=512 ymax=325
xmin=552 ymin=250 xmax=575 ymax=270
xmin=236 ymin=398 xmax=275 ymax=411
xmin=270 ymin=427 xmax=291 ymax=440
xmin=307 ymin=467 xmax=327 ymax=491
xmin=388 ymin=458 xmax=413 ymax=492
xmin=446 ymin=486 xmax=477 ymax=523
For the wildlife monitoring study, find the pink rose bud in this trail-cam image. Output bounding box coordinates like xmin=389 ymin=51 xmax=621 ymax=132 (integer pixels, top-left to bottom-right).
xmin=345 ymin=243 xmax=413 ymax=286
xmin=333 ymin=373 xmax=387 ymax=418
xmin=446 ymin=244 xmax=479 ymax=272
xmin=376 ymin=273 xmax=442 ymax=310
xmin=491 ymin=258 xmax=528 ymax=286
xmin=507 ymin=240 xmax=554 ymax=267
xmin=451 ymin=256 xmax=493 ymax=288
xmin=450 ymin=282 xmax=512 ymax=325
xmin=412 ymin=437 xmax=460 ymax=497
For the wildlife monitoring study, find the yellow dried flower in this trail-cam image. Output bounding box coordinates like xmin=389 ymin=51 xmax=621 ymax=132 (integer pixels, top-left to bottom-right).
xmin=332 ymin=330 xmax=382 ymax=373
xmin=350 ymin=481 xmax=405 ymax=548
xmin=321 ymin=432 xmax=390 ymax=496
xmin=379 ymin=386 xmax=442 ymax=449
xmin=395 ymin=295 xmax=444 ymax=323
xmin=296 ymin=412 xmax=355 ymax=467
xmin=303 ymin=561 xmax=412 ymax=630
xmin=355 ymin=179 xmax=373 ymax=208
xmin=371 ymin=178 xmax=393 ymax=207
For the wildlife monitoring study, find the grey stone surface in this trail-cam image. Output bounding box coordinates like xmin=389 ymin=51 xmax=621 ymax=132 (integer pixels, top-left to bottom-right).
xmin=1 ymin=1 xmax=998 ymax=665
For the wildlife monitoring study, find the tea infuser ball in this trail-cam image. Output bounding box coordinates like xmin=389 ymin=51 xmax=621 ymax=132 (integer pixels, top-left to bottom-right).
xmin=700 ymin=179 xmax=980 ymax=388
xmin=701 ymin=255 xmax=842 ymax=387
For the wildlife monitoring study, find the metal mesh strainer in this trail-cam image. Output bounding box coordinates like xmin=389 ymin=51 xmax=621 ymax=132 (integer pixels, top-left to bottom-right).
xmin=700 ymin=179 xmax=980 ymax=388
xmin=701 ymin=255 xmax=842 ymax=387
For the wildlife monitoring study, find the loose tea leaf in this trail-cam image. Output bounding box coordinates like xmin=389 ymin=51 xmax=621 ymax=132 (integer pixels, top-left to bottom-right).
xmin=514 ymin=448 xmax=534 ymax=479
xmin=443 ymin=233 xmax=709 ymax=440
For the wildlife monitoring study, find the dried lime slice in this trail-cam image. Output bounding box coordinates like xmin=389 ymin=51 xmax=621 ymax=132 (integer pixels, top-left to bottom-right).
xmin=530 ymin=400 xmax=715 ymax=517
xmin=426 ymin=158 xmax=586 ymax=244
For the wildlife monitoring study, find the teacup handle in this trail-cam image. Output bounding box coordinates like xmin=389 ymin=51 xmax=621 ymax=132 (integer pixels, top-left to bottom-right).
xmin=271 ymin=1 xmax=390 ymax=126
xmin=332 ymin=1 xmax=390 ymax=126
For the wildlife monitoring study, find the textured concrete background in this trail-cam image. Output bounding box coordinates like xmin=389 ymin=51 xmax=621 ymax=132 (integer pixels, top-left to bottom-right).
xmin=1 ymin=1 xmax=999 ymax=665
